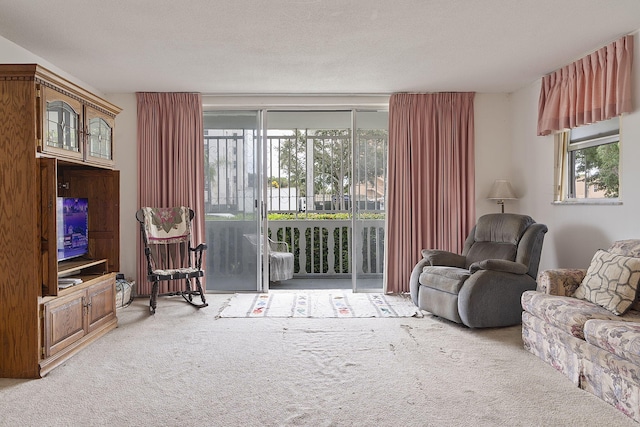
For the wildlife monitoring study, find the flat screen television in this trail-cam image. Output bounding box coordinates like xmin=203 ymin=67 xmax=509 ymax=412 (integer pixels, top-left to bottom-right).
xmin=57 ymin=197 xmax=89 ymax=262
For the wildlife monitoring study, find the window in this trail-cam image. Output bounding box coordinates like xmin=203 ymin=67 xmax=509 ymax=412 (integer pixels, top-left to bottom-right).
xmin=555 ymin=117 xmax=620 ymax=202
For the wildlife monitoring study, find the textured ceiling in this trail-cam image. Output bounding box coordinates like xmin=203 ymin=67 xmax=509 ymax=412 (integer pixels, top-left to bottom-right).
xmin=0 ymin=0 xmax=639 ymax=94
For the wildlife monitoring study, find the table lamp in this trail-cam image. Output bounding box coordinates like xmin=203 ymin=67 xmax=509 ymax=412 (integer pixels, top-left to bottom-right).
xmin=487 ymin=179 xmax=517 ymax=213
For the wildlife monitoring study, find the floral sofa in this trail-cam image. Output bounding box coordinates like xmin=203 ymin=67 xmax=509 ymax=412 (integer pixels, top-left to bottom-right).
xmin=521 ymin=239 xmax=640 ymax=422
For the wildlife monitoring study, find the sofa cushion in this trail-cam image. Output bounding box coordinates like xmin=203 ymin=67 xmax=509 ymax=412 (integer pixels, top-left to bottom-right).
xmin=608 ymin=239 xmax=640 ymax=258
xmin=608 ymin=240 xmax=640 ymax=311
xmin=521 ymin=291 xmax=621 ymax=339
xmin=419 ymin=266 xmax=470 ymax=294
xmin=583 ymin=317 xmax=640 ymax=366
xmin=574 ymin=249 xmax=640 ymax=315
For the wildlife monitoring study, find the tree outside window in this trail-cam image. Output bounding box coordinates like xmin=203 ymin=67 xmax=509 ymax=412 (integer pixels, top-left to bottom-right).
xmin=568 ymin=118 xmax=620 ymax=199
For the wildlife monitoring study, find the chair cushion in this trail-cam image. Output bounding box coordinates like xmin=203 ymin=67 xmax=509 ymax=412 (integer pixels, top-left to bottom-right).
xmin=573 ymin=249 xmax=640 ymax=315
xmin=419 ymin=266 xmax=470 ymax=295
xmin=463 ymin=214 xmax=533 ymax=266
xmin=270 ymin=251 xmax=294 ymax=281
xmin=521 ymin=291 xmax=621 ymax=339
xmin=151 ymin=267 xmax=203 ymax=280
xmin=474 ymin=213 xmax=534 ymax=245
xmin=465 ymin=242 xmax=517 ymax=266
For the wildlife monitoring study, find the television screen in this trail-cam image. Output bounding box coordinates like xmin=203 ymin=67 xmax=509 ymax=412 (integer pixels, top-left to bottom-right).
xmin=57 ymin=197 xmax=89 ymax=262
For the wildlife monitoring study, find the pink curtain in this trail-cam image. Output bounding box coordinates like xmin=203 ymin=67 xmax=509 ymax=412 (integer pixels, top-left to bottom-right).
xmin=136 ymin=92 xmax=205 ymax=296
xmin=538 ymin=35 xmax=633 ymax=136
xmin=385 ymin=93 xmax=475 ymax=294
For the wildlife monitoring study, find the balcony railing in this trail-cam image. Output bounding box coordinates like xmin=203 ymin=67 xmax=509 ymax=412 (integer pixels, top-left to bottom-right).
xmin=205 ymin=219 xmax=385 ymax=281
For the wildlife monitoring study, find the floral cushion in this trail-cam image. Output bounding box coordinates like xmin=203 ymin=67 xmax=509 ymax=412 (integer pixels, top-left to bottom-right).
xmin=521 ymin=291 xmax=621 ymax=339
xmin=537 ymin=268 xmax=586 ymax=296
xmin=583 ymin=318 xmax=640 ymax=366
xmin=574 ymin=250 xmax=640 ymax=315
xmin=608 ymin=239 xmax=640 ymax=258
xmin=608 ymin=240 xmax=640 ymax=311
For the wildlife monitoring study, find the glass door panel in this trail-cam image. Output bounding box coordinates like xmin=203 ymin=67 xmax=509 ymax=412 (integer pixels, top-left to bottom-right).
xmin=203 ymin=111 xmax=262 ymax=291
xmin=353 ymin=110 xmax=388 ymax=292
xmin=266 ymin=111 xmax=354 ymax=290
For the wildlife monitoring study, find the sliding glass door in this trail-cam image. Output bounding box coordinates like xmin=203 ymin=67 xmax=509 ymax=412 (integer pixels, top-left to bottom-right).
xmin=353 ymin=110 xmax=388 ymax=292
xmin=203 ymin=108 xmax=388 ymax=292
xmin=266 ymin=110 xmax=387 ymax=292
xmin=203 ymin=111 xmax=263 ymax=291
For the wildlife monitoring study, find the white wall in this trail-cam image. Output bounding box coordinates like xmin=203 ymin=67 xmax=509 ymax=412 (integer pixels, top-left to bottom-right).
xmin=105 ymin=94 xmax=137 ymax=280
xmin=473 ymin=93 xmax=513 ymax=217
xmin=510 ymin=29 xmax=640 ymax=271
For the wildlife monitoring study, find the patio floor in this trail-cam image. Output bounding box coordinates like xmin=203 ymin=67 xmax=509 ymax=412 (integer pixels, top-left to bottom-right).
xmin=270 ymin=277 xmax=383 ymax=291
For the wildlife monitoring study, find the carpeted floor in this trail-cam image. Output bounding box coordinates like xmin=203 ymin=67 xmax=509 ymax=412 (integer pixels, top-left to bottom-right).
xmin=0 ymin=293 xmax=636 ymax=427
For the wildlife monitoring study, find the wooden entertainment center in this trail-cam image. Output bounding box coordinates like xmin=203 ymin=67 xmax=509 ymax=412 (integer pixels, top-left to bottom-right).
xmin=0 ymin=64 xmax=121 ymax=378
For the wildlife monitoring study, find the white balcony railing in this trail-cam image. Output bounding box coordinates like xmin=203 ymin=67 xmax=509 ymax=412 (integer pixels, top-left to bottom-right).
xmin=205 ymin=219 xmax=384 ymax=280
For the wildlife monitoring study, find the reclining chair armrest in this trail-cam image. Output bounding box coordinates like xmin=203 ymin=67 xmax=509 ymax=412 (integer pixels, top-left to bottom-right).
xmin=536 ymin=268 xmax=586 ymax=296
xmin=409 ymin=257 xmax=432 ymax=306
xmin=469 ymin=259 xmax=528 ymax=275
xmin=421 ymin=249 xmax=466 ymax=268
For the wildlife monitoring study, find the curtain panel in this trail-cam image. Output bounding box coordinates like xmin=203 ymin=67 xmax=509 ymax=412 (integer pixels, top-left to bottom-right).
xmin=537 ymin=35 xmax=633 ymax=136
xmin=385 ymin=92 xmax=475 ymax=294
xmin=136 ymin=92 xmax=205 ymax=296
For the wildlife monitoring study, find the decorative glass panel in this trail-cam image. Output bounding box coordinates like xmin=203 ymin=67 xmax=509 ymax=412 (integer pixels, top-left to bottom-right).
xmin=88 ymin=117 xmax=112 ymax=160
xmin=46 ymin=101 xmax=79 ymax=152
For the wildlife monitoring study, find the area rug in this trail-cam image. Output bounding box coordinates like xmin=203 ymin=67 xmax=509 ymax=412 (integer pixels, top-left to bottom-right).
xmin=218 ymin=292 xmax=423 ymax=318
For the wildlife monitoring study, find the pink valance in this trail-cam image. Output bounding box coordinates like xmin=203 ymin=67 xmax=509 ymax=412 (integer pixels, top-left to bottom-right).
xmin=537 ymin=35 xmax=633 ymax=136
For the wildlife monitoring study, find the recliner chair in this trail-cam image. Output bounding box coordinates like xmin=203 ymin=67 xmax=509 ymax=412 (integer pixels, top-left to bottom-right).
xmin=409 ymin=213 xmax=547 ymax=328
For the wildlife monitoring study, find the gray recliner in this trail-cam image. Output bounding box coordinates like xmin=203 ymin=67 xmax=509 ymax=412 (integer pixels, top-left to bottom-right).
xmin=409 ymin=213 xmax=548 ymax=328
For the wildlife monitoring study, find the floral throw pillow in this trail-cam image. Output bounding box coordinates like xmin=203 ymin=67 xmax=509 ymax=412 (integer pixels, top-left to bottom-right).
xmin=574 ymin=249 xmax=640 ymax=315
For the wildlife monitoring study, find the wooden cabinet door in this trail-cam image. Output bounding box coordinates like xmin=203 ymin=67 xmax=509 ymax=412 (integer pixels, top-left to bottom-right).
xmin=43 ymin=292 xmax=86 ymax=357
xmin=59 ymin=168 xmax=120 ymax=272
xmin=86 ymin=276 xmax=116 ymax=334
xmin=40 ymin=86 xmax=84 ymax=161
xmin=39 ymin=157 xmax=58 ymax=296
xmin=84 ymin=105 xmax=115 ymax=167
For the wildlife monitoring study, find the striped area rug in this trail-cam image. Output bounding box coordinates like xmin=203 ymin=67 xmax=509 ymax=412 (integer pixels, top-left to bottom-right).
xmin=218 ymin=292 xmax=423 ymax=318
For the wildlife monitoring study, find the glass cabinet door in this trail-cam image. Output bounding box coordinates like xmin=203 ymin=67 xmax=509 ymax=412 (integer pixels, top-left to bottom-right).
xmin=42 ymin=87 xmax=84 ymax=161
xmin=84 ymin=106 xmax=115 ymax=166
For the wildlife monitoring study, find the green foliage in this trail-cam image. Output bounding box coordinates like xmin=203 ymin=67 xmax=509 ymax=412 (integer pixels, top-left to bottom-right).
xmin=268 ymin=214 xmax=385 ymax=274
xmin=574 ymin=142 xmax=619 ymax=197
xmin=277 ymin=131 xmax=307 ymax=195
xmin=276 ymin=128 xmax=388 ymax=209
xmin=593 ymin=143 xmax=619 ymax=197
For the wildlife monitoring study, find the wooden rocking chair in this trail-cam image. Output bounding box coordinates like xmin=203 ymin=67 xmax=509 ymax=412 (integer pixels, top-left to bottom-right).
xmin=136 ymin=206 xmax=208 ymax=314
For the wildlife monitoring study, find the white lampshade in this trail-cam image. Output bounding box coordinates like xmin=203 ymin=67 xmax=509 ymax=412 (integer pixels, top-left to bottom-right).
xmin=487 ymin=180 xmax=517 ymax=201
xmin=487 ymin=180 xmax=517 ymax=213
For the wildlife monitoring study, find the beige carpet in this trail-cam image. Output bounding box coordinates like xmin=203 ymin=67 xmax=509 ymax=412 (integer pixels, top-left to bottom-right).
xmin=0 ymin=294 xmax=636 ymax=427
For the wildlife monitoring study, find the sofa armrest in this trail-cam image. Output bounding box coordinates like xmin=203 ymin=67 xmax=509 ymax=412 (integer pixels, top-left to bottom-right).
xmin=536 ymin=268 xmax=586 ymax=296
xmin=421 ymin=249 xmax=466 ymax=268
xmin=469 ymin=259 xmax=528 ymax=275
